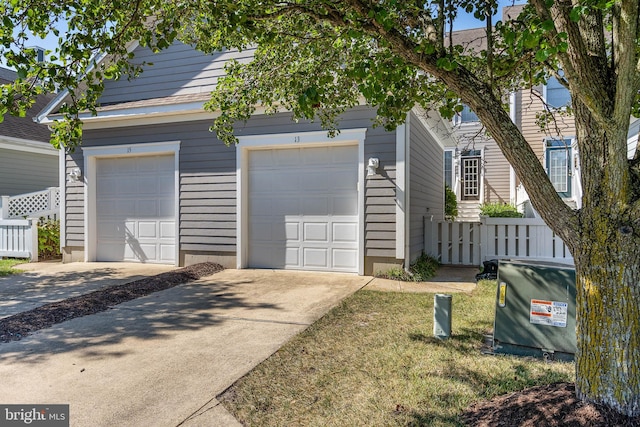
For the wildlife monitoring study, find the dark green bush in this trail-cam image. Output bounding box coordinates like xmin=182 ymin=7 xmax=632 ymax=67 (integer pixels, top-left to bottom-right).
xmin=375 ymin=253 xmax=440 ymax=282
xmin=38 ymin=219 xmax=61 ymax=260
xmin=479 ymin=202 xmax=523 ymax=218
xmin=445 ymin=185 xmax=458 ymax=220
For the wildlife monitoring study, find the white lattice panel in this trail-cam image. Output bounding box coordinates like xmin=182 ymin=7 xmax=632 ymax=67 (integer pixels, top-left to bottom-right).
xmin=7 ymin=188 xmax=60 ymax=218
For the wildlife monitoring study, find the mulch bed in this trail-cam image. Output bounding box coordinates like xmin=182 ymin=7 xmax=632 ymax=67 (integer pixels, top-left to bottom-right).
xmin=462 ymin=382 xmax=640 ymax=426
xmin=0 ymin=262 xmax=223 ymax=342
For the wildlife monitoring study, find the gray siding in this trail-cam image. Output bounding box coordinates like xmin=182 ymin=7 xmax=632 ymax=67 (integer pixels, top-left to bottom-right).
xmin=409 ymin=111 xmax=444 ymax=263
xmin=65 ymin=151 xmax=85 ymax=247
xmin=67 ymin=106 xmax=399 ymax=257
xmin=98 ymin=44 xmax=255 ymax=105
xmin=0 ymin=149 xmax=58 ymax=196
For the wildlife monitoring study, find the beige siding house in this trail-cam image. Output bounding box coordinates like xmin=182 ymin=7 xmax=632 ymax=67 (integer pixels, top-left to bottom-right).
xmin=39 ymin=42 xmax=455 ymax=275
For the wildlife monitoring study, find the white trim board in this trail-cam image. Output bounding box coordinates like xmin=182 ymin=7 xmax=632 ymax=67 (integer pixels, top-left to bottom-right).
xmin=82 ymin=140 xmax=181 ymax=265
xmin=236 ymin=128 xmax=367 ymax=275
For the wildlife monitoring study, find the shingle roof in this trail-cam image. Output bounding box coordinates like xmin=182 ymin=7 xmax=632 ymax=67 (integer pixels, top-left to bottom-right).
xmin=95 ymin=92 xmax=212 ymax=112
xmin=0 ymin=67 xmax=55 ymax=143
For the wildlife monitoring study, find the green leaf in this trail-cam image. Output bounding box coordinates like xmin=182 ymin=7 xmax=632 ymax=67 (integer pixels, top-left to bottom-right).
xmin=523 ymin=33 xmax=540 ymax=49
xmin=570 ymin=6 xmax=587 ymax=22
xmin=541 ymin=20 xmax=555 ymax=31
xmin=535 ymin=49 xmax=550 ymax=62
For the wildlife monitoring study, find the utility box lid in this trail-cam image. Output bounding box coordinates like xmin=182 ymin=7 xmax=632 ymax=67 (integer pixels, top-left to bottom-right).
xmin=493 ymin=259 xmax=576 ymax=358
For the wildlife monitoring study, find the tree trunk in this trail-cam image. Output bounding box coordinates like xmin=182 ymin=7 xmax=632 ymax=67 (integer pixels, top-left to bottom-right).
xmin=573 ymin=222 xmax=640 ymax=416
xmin=571 ymin=100 xmax=640 ymax=416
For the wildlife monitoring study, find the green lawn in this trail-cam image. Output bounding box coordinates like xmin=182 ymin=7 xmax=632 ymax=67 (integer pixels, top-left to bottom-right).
xmin=220 ymin=280 xmax=575 ymax=426
xmin=0 ymin=259 xmax=28 ymax=277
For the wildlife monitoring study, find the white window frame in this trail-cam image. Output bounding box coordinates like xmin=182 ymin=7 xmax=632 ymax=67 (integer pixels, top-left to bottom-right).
xmin=459 ymin=149 xmax=483 ymax=201
xmin=543 ymin=138 xmax=573 ymax=198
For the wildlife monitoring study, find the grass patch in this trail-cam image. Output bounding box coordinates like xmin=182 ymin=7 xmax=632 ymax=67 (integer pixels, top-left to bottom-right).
xmin=376 ymin=253 xmax=440 ymax=281
xmin=0 ymin=259 xmax=28 ymax=277
xmin=220 ymin=280 xmax=574 ymax=426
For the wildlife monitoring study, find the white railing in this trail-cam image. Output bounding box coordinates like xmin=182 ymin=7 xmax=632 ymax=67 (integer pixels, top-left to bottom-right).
xmin=425 ymin=217 xmax=574 ymax=266
xmin=0 ymin=218 xmax=38 ymax=261
xmin=1 ymin=187 xmax=60 ymax=219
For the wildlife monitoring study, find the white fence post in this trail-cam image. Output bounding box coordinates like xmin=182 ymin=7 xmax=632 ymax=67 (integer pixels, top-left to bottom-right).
xmin=0 ymin=196 xmax=8 ymax=219
xmin=28 ymin=218 xmax=38 ymax=262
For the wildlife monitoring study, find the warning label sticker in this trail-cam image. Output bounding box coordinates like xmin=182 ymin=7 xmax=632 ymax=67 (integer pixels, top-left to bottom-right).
xmin=530 ymin=299 xmax=568 ymax=328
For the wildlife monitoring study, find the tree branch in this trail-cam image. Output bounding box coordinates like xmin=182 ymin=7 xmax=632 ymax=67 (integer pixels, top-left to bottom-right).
xmin=530 ymin=0 xmax=612 ymax=129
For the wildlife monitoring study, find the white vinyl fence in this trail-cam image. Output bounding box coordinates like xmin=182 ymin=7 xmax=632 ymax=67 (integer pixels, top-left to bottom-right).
xmin=425 ymin=217 xmax=574 ymax=266
xmin=0 ymin=187 xmax=60 ymax=262
xmin=0 ymin=219 xmax=38 ymax=261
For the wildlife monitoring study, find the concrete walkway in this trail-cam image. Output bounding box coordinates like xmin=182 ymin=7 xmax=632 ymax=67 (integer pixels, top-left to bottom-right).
xmin=364 ymin=265 xmax=479 ymax=293
xmin=0 ymin=264 xmax=371 ymax=427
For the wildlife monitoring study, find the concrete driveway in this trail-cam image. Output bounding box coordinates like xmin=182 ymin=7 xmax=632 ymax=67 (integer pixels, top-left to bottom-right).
xmin=0 ymin=263 xmax=371 ymax=426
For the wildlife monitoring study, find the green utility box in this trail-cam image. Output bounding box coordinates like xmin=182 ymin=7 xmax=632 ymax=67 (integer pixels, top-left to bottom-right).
xmin=493 ymin=260 xmax=576 ymax=361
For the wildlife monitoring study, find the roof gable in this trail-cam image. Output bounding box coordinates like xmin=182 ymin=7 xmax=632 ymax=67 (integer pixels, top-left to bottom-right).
xmin=0 ymin=68 xmax=55 ymax=143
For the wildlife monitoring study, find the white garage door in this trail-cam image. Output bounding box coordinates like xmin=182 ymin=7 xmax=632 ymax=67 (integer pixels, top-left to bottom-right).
xmin=96 ymin=155 xmax=176 ymax=264
xmin=248 ymin=145 xmax=359 ymax=272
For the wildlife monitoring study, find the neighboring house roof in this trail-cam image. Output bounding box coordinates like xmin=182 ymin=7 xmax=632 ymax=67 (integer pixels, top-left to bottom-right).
xmin=0 ymin=67 xmax=56 ymax=144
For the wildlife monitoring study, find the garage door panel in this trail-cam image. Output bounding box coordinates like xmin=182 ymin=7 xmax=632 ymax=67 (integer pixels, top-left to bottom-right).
xmin=138 ymin=200 xmax=158 ymax=217
xmin=273 ymin=198 xmax=299 ymax=216
xmin=304 ymin=223 xmax=328 ymax=242
xmin=331 ymin=145 xmax=358 ymax=164
xmin=138 ymin=176 xmax=158 ymax=193
xmin=333 ymin=249 xmax=358 ymax=269
xmin=304 ymin=248 xmax=328 ymax=268
xmin=304 ymin=147 xmax=331 ymax=164
xmin=249 ymin=171 xmax=273 ymax=192
xmin=284 ymin=222 xmax=300 ymax=241
xmin=97 ymin=221 xmax=121 ymax=239
xmin=251 ymin=221 xmax=274 ymax=241
xmin=160 ymin=222 xmax=175 ymax=238
xmin=158 ymin=176 xmax=175 ymax=194
xmin=138 ymin=222 xmax=157 ymax=238
xmin=250 ymin=197 xmax=271 ymax=216
xmin=116 ymin=157 xmax=136 ymax=172
xmin=275 ymin=173 xmax=301 ymax=192
xmin=160 ymin=245 xmax=176 ymax=262
xmin=99 ymin=243 xmax=125 ymax=261
xmin=159 ymin=199 xmax=174 ymax=217
xmin=248 ymin=145 xmax=358 ymax=272
xmin=301 ymin=197 xmax=329 ymax=215
xmin=333 ymin=197 xmax=358 ymax=215
xmin=331 ymin=170 xmax=357 ymax=190
xmin=300 ymin=172 xmax=328 ymax=191
xmin=116 ymin=199 xmax=137 ymax=216
xmin=96 ymin=200 xmax=116 ymax=215
xmin=275 ymin=148 xmax=301 ymax=166
xmin=333 ymin=223 xmax=358 ymax=242
xmin=96 ymin=154 xmax=175 ymax=264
